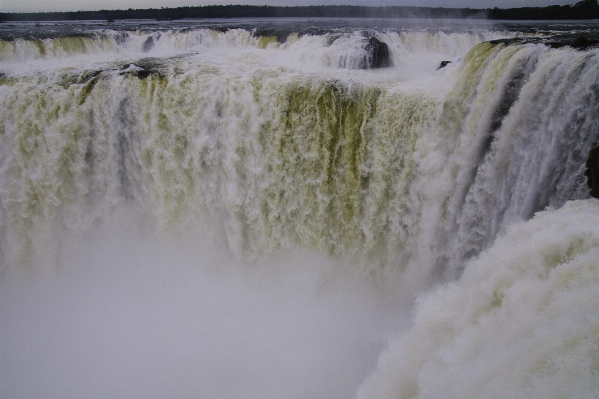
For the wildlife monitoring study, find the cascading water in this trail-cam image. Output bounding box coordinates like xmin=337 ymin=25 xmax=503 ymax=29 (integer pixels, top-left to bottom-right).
xmin=0 ymin=19 xmax=598 ymax=399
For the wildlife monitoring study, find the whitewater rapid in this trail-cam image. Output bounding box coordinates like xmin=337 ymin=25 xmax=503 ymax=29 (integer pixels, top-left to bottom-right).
xmin=1 ymin=20 xmax=598 ymax=399
xmin=359 ymin=200 xmax=599 ymax=399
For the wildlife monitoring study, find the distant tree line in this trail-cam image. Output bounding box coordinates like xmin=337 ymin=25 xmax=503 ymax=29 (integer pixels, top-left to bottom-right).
xmin=0 ymin=0 xmax=597 ymax=22
xmin=0 ymin=5 xmax=485 ymax=21
xmin=488 ymin=0 xmax=599 ymax=19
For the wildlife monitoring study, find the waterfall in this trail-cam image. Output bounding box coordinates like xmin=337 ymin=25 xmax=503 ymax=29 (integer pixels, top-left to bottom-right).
xmin=1 ymin=21 xmax=598 ymax=399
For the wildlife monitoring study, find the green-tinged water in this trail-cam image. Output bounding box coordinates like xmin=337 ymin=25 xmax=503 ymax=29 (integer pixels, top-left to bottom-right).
xmin=0 ymin=68 xmax=438 ymax=269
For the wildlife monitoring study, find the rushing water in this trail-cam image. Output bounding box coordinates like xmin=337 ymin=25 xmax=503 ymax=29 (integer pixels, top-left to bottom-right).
xmin=1 ymin=18 xmax=598 ymax=399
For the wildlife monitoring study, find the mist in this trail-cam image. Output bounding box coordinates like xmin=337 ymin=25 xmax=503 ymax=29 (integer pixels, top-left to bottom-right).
xmin=0 ymin=208 xmax=409 ymax=399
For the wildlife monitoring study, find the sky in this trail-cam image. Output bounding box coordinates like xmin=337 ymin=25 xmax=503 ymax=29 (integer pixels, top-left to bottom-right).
xmin=0 ymin=0 xmax=578 ymax=14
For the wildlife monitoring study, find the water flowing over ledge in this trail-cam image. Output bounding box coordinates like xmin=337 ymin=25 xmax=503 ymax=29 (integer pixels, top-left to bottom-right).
xmin=1 ymin=29 xmax=597 ymax=276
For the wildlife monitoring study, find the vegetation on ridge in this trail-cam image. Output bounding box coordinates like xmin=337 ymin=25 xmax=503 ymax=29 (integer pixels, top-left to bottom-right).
xmin=0 ymin=0 xmax=598 ymax=22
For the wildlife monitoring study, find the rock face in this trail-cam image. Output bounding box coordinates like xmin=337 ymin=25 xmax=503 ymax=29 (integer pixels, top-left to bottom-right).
xmin=143 ymin=37 xmax=155 ymax=52
xmin=438 ymin=60 xmax=452 ymax=69
xmin=585 ymin=145 xmax=599 ymax=198
xmin=119 ymin=61 xmax=164 ymax=79
xmin=365 ymin=37 xmax=391 ymax=69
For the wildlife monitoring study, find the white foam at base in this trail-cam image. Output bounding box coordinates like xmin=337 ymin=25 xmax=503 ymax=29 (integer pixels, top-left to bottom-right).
xmin=358 ymin=199 xmax=599 ymax=399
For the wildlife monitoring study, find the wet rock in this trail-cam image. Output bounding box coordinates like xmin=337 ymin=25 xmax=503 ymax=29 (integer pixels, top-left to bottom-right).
xmin=326 ymin=33 xmax=341 ymax=46
xmin=544 ymin=35 xmax=599 ymax=50
xmin=585 ymin=145 xmax=599 ymax=198
xmin=132 ymin=70 xmax=152 ymax=79
xmin=77 ymin=70 xmax=102 ymax=84
xmin=573 ymin=35 xmax=590 ymax=47
xmin=365 ymin=37 xmax=391 ymax=69
xmin=570 ymin=35 xmax=599 ymax=49
xmin=254 ymin=28 xmax=293 ymax=43
xmin=488 ymin=36 xmax=599 ymax=51
xmin=489 ymin=38 xmax=525 ymax=46
xmin=438 ymin=60 xmax=451 ymax=69
xmin=143 ymin=36 xmax=155 ymax=52
xmin=119 ymin=60 xmax=164 ymax=79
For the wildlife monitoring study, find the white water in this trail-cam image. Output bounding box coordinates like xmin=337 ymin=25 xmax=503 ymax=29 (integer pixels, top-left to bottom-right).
xmin=359 ymin=200 xmax=599 ymax=399
xmin=1 ymin=21 xmax=598 ymax=399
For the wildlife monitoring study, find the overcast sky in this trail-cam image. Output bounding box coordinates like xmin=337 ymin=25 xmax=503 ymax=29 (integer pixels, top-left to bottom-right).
xmin=0 ymin=0 xmax=578 ymax=14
